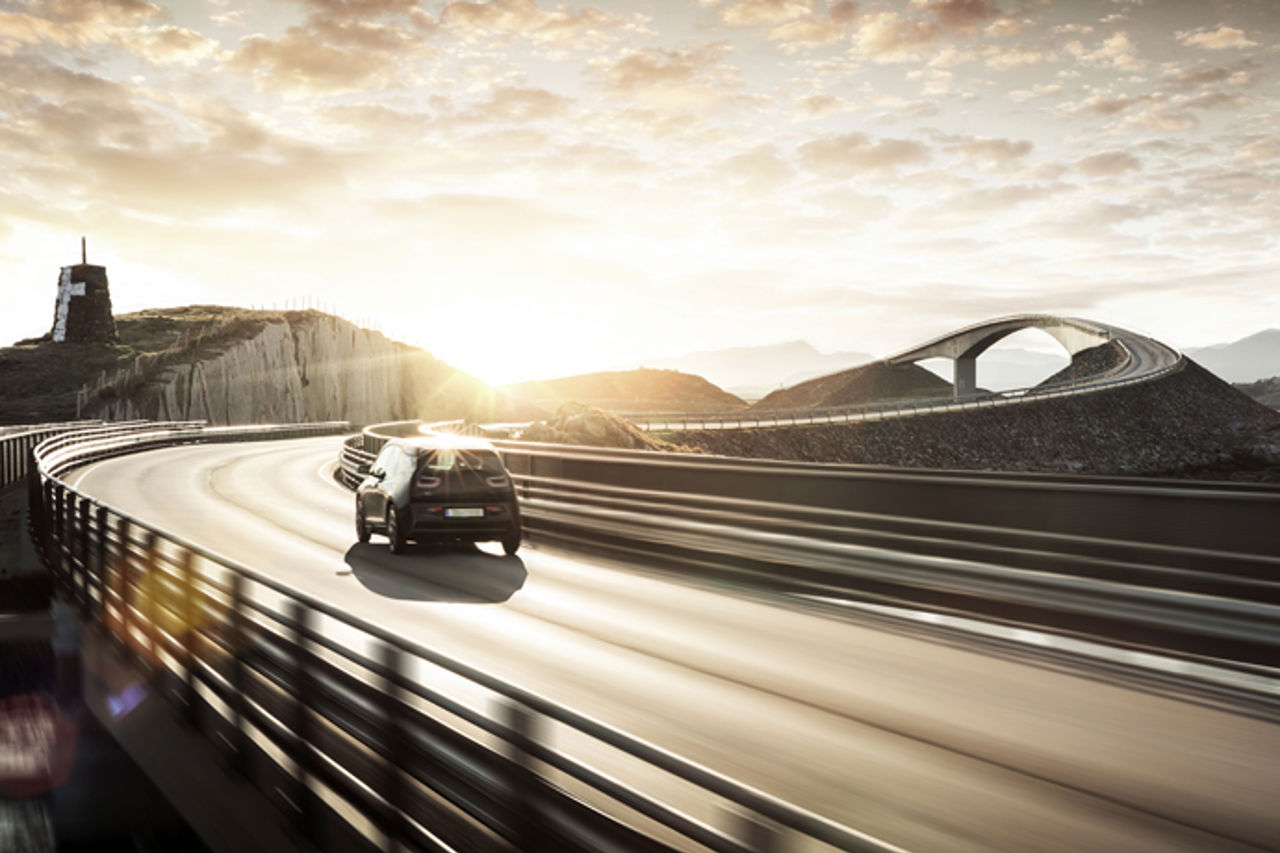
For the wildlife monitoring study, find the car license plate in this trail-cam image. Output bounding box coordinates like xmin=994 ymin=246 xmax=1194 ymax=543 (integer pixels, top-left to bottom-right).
xmin=445 ymin=508 xmax=484 ymax=518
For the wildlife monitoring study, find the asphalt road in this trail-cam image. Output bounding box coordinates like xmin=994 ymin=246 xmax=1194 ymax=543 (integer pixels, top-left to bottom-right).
xmin=65 ymin=436 xmax=1280 ymax=853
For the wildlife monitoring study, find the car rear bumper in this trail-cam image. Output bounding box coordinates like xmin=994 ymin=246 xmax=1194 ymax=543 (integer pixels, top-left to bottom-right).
xmin=406 ymin=503 xmax=517 ymax=540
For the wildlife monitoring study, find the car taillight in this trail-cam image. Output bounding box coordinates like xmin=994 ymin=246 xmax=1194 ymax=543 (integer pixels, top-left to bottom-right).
xmin=486 ymin=475 xmax=509 ymax=488
xmin=415 ymin=475 xmax=441 ymax=491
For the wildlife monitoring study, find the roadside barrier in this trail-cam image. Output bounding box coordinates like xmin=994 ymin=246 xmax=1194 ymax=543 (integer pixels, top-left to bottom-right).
xmin=34 ymin=422 xmax=903 ymax=853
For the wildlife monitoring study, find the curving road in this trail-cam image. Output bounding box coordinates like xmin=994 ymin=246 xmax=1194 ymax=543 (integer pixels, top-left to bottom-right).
xmin=65 ymin=436 xmax=1280 ymax=853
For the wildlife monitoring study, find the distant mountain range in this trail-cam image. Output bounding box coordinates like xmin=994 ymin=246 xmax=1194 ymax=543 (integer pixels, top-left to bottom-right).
xmin=1184 ymin=329 xmax=1280 ymax=383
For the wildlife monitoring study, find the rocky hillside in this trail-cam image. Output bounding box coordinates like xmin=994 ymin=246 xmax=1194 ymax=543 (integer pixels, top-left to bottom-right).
xmin=1036 ymin=341 xmax=1126 ymax=386
xmin=1236 ymin=377 xmax=1280 ymax=410
xmin=0 ymin=306 xmax=508 ymax=425
xmin=680 ymin=361 xmax=1280 ymax=481
xmin=517 ymin=403 xmax=698 ymax=452
xmin=752 ymin=361 xmax=952 ymax=410
xmin=503 ymin=368 xmax=746 ymax=415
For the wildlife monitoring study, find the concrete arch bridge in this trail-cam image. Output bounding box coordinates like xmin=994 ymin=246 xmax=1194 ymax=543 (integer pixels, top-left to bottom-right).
xmin=633 ymin=315 xmax=1183 ymax=431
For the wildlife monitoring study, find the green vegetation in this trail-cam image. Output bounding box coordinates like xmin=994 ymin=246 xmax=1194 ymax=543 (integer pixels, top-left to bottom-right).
xmin=0 ymin=306 xmax=315 ymax=424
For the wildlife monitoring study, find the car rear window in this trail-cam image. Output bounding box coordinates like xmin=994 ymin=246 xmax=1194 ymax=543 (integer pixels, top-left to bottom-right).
xmin=419 ymin=449 xmax=505 ymax=474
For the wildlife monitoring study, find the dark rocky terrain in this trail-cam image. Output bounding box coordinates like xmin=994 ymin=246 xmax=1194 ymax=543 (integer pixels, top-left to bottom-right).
xmin=1036 ymin=341 xmax=1125 ymax=386
xmin=518 ymin=402 xmax=698 ymax=452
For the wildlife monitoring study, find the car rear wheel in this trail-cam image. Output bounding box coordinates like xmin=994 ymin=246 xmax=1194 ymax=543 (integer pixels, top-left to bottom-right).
xmin=387 ymin=505 xmax=408 ymax=555
xmin=355 ymin=505 xmax=370 ymax=543
xmin=502 ymin=526 xmax=521 ymax=556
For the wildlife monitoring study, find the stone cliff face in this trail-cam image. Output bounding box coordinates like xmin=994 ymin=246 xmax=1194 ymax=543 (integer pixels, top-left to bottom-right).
xmin=93 ymin=313 xmax=496 ymax=425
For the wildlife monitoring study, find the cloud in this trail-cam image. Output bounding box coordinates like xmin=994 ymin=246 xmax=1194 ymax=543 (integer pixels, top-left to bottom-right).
xmin=793 ymin=92 xmax=848 ymax=118
xmin=0 ymin=0 xmax=160 ymax=50
xmin=26 ymin=0 xmax=160 ymax=25
xmin=797 ymin=132 xmax=931 ymax=176
xmin=595 ymin=43 xmax=742 ymax=109
xmin=1176 ymin=25 xmax=1257 ymax=50
xmin=715 ymin=144 xmax=797 ymax=189
xmin=715 ymin=0 xmax=815 ymax=27
xmin=1065 ymin=31 xmax=1144 ymax=71
xmin=907 ymin=68 xmax=952 ymax=94
xmin=1008 ymin=83 xmax=1062 ymax=102
xmin=229 ymin=27 xmax=411 ymax=93
xmin=439 ymin=0 xmax=632 ymax=48
xmin=909 ymin=0 xmax=997 ymax=32
xmin=768 ymin=14 xmax=849 ymax=52
xmin=459 ymin=85 xmax=571 ymax=123
xmin=979 ymin=44 xmax=1054 ymax=70
xmin=120 ymin=25 xmax=222 ymax=66
xmin=1075 ymin=150 xmax=1140 ymax=176
xmin=1239 ymin=135 xmax=1280 ymax=164
xmin=939 ymin=183 xmax=1054 ymax=213
xmin=852 ymin=11 xmax=938 ymax=63
xmin=1161 ymin=61 xmax=1257 ymax=91
xmin=948 ymin=136 xmax=1033 ymax=164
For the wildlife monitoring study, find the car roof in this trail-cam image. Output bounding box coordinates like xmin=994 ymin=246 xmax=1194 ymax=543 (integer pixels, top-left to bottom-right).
xmin=389 ymin=434 xmax=498 ymax=453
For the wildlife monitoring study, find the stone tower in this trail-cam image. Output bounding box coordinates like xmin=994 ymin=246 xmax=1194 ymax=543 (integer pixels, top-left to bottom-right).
xmin=51 ymin=238 xmax=117 ymax=343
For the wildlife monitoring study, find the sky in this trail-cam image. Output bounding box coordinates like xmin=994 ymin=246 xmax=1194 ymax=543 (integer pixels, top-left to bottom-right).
xmin=1 ymin=0 xmax=1277 ymax=384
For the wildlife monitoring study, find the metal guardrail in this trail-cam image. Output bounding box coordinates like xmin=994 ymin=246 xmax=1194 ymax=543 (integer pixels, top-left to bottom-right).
xmin=0 ymin=420 xmax=118 ymax=491
xmin=35 ymin=424 xmax=903 ymax=853
xmin=333 ymin=426 xmax=1280 ymax=666
xmin=511 ymin=477 xmax=1280 ymax=666
xmin=629 ymin=342 xmax=1183 ymax=432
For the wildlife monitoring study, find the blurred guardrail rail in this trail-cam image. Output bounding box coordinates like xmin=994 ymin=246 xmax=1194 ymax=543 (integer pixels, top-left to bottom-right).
xmin=25 ymin=421 xmax=905 ymax=853
xmin=341 ymin=422 xmax=1280 ymax=669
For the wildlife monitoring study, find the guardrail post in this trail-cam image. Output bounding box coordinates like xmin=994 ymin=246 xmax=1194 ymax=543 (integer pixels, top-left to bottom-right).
xmin=110 ymin=518 xmax=131 ymax=647
xmin=228 ymin=572 xmax=251 ymax=777
xmin=93 ymin=504 xmax=108 ymax=617
xmin=179 ymin=549 xmax=199 ymax=726
xmin=729 ymin=811 xmax=782 ymax=852
xmin=378 ymin=642 xmax=409 ymax=852
xmin=50 ymin=483 xmax=64 ymax=576
xmin=77 ymin=500 xmax=91 ymax=618
xmin=288 ymin=600 xmax=320 ymax=841
xmin=27 ymin=460 xmax=43 ymax=545
xmin=501 ymin=699 xmax=545 ymax=851
xmin=138 ymin=529 xmax=159 ymax=673
xmin=63 ymin=490 xmax=77 ymax=594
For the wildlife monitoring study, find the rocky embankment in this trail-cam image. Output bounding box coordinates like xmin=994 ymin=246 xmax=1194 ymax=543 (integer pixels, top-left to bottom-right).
xmin=1036 ymin=341 xmax=1125 ymax=385
xmin=519 ymin=403 xmax=697 ymax=452
xmin=92 ymin=311 xmax=501 ymax=425
xmin=679 ymin=361 xmax=1280 ymax=481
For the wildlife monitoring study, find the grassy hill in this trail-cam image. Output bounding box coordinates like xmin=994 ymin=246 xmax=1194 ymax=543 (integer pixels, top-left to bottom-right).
xmin=0 ymin=306 xmax=290 ymax=423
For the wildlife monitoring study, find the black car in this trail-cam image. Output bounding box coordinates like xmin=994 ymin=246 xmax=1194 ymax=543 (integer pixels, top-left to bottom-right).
xmin=355 ymin=435 xmax=521 ymax=555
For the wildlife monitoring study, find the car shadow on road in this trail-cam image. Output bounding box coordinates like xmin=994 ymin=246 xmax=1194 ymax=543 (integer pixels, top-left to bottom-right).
xmin=342 ymin=542 xmax=527 ymax=603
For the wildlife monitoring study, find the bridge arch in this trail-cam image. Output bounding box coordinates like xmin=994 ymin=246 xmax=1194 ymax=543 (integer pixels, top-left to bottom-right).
xmin=885 ymin=315 xmax=1116 ymax=397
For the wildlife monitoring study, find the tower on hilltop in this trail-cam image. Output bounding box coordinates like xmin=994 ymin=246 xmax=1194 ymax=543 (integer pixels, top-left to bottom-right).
xmin=51 ymin=237 xmax=117 ymax=343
